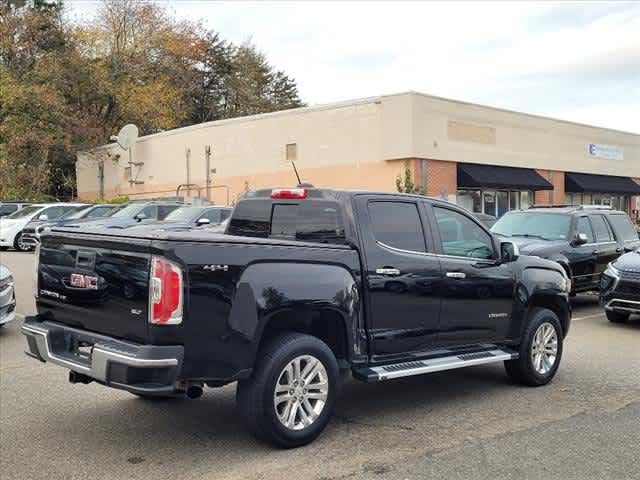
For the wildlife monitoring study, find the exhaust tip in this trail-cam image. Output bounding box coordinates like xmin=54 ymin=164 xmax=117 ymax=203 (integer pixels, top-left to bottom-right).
xmin=186 ymin=385 xmax=203 ymax=399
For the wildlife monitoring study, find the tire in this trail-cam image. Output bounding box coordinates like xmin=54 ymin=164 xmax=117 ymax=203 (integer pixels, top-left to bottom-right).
xmin=606 ymin=310 xmax=629 ymax=324
xmin=237 ymin=332 xmax=340 ymax=448
xmin=504 ymin=308 xmax=563 ymax=387
xmin=13 ymin=232 xmax=30 ymax=252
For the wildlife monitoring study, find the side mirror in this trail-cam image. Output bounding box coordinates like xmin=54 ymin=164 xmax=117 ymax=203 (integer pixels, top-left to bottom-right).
xmin=573 ymin=233 xmax=588 ymax=246
xmin=134 ymin=213 xmax=147 ymax=222
xmin=500 ymin=241 xmax=519 ymax=263
xmin=38 ymin=214 xmax=48 ymax=221
xmin=196 ymin=218 xmax=211 ymax=226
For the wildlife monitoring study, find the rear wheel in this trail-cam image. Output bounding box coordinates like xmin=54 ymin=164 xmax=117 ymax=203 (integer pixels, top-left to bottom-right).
xmin=237 ymin=332 xmax=340 ymax=448
xmin=505 ymin=308 xmax=563 ymax=386
xmin=606 ymin=310 xmax=629 ymax=324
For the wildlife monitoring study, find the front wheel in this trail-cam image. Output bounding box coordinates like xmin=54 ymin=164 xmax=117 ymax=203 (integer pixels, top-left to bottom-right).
xmin=606 ymin=310 xmax=629 ymax=324
xmin=505 ymin=308 xmax=563 ymax=386
xmin=237 ymin=332 xmax=340 ymax=448
xmin=13 ymin=232 xmax=31 ymax=252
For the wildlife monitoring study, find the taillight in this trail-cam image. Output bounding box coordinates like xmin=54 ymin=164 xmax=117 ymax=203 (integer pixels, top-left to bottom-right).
xmin=149 ymin=256 xmax=183 ymax=325
xmin=270 ymin=188 xmax=308 ymax=200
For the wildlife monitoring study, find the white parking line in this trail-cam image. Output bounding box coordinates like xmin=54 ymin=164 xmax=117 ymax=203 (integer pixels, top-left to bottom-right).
xmin=573 ymin=313 xmax=604 ymax=321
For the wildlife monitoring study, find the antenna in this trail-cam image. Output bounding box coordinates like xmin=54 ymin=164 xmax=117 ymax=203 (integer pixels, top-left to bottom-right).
xmin=291 ymin=161 xmax=301 ymax=185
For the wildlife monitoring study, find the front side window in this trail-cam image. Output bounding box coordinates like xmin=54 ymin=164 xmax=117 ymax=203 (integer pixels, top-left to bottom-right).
xmin=139 ymin=205 xmax=159 ymax=219
xmin=576 ymin=217 xmax=595 ymax=243
xmin=492 ymin=212 xmax=571 ymax=240
xmin=434 ymin=207 xmax=494 ymax=259
xmin=368 ymin=201 xmax=425 ymax=252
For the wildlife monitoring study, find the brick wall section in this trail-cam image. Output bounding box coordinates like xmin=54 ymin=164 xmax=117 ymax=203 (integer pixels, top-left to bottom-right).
xmin=418 ymin=158 xmax=457 ymax=199
xmin=535 ymin=170 xmax=565 ymax=205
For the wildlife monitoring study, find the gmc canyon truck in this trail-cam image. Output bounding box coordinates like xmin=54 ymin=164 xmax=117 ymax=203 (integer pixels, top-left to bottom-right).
xmin=23 ymin=188 xmax=571 ymax=447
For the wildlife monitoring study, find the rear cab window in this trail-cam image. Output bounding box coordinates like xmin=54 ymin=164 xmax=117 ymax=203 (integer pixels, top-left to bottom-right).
xmin=228 ymin=192 xmax=346 ymax=244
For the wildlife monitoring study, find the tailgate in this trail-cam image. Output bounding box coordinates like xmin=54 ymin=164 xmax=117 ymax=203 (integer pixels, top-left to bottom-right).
xmin=36 ymin=233 xmax=152 ymax=343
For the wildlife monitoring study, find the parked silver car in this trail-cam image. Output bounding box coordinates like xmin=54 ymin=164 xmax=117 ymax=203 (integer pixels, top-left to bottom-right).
xmin=0 ymin=264 xmax=16 ymax=327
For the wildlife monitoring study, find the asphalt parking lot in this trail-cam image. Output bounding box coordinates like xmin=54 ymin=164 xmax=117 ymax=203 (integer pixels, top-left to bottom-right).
xmin=1 ymin=250 xmax=639 ymax=480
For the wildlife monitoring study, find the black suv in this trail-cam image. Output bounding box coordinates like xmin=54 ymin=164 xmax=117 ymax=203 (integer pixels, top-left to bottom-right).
xmin=491 ymin=206 xmax=640 ymax=293
xmin=600 ymin=250 xmax=640 ymax=323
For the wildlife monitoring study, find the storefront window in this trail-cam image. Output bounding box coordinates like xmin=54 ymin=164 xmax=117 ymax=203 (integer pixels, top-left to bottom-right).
xmin=496 ymin=191 xmax=509 ymax=217
xmin=457 ymin=190 xmax=482 ymax=213
xmin=520 ymin=191 xmax=532 ymax=210
xmin=483 ymin=192 xmax=496 ymax=216
xmin=510 ymin=192 xmax=519 ymax=210
xmin=457 ymin=189 xmax=533 ymax=217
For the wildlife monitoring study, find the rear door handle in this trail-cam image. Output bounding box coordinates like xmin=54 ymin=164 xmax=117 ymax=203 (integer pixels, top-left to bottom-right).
xmin=446 ymin=272 xmax=466 ymax=279
xmin=376 ymin=267 xmax=401 ymax=276
xmin=616 ymin=247 xmax=623 ymax=253
xmin=592 ymin=250 xmax=600 ymax=255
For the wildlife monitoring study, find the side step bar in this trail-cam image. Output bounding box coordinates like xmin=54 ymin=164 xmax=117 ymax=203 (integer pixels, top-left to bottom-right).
xmin=353 ymin=348 xmax=518 ymax=382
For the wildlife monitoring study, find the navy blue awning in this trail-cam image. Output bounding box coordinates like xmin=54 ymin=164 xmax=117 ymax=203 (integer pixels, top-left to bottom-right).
xmin=457 ymin=163 xmax=553 ymax=191
xmin=565 ymin=172 xmax=640 ymax=195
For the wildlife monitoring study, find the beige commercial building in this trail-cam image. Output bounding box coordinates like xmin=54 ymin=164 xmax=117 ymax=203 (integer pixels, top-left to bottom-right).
xmin=77 ymin=91 xmax=640 ymax=218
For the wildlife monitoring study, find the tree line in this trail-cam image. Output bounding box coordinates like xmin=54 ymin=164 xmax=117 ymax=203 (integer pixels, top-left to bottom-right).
xmin=0 ymin=0 xmax=304 ymax=200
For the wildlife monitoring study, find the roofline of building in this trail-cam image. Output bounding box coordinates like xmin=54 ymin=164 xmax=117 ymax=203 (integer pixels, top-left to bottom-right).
xmin=81 ymin=90 xmax=639 ymax=154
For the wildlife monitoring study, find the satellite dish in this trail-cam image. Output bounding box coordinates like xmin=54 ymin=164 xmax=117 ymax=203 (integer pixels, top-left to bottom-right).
xmin=116 ymin=124 xmax=139 ymax=150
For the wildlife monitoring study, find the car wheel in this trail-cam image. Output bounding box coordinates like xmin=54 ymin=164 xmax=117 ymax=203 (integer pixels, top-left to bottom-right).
xmin=13 ymin=232 xmax=30 ymax=252
xmin=237 ymin=332 xmax=340 ymax=448
xmin=504 ymin=307 xmax=563 ymax=387
xmin=606 ymin=310 xmax=629 ymax=324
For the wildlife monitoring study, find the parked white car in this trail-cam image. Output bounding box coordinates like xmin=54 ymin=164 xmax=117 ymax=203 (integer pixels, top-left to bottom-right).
xmin=0 ymin=203 xmax=84 ymax=251
xmin=0 ymin=264 xmax=16 ymax=327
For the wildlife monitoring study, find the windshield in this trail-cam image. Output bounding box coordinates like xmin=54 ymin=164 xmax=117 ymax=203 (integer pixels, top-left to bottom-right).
xmin=5 ymin=205 xmax=43 ymax=220
xmin=60 ymin=205 xmax=92 ymax=219
xmin=491 ymin=212 xmax=572 ymax=240
xmin=164 ymin=207 xmax=202 ymax=222
xmin=110 ymin=204 xmax=142 ymax=218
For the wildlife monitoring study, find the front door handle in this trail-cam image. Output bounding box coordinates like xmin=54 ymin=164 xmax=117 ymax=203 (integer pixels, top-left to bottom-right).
xmin=446 ymin=272 xmax=466 ymax=279
xmin=616 ymin=247 xmax=623 ymax=253
xmin=592 ymin=250 xmax=600 ymax=255
xmin=376 ymin=267 xmax=401 ymax=276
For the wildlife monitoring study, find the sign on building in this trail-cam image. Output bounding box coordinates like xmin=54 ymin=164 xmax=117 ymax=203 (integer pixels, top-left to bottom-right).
xmin=587 ymin=143 xmax=623 ymax=161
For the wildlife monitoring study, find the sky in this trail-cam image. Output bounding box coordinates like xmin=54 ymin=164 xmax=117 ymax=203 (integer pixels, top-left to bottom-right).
xmin=66 ymin=0 xmax=640 ymax=134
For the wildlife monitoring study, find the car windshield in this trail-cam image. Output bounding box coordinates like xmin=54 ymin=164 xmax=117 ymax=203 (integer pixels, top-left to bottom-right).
xmin=5 ymin=205 xmax=43 ymax=219
xmin=110 ymin=204 xmax=143 ymax=218
xmin=164 ymin=207 xmax=202 ymax=222
xmin=60 ymin=206 xmax=92 ymax=219
xmin=491 ymin=212 xmax=572 ymax=240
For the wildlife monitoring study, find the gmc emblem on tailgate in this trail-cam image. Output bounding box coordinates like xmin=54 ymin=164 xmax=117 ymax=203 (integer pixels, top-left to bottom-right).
xmin=69 ymin=273 xmax=98 ymax=290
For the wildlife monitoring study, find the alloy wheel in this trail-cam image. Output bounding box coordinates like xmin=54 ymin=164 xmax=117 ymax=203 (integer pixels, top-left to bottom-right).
xmin=273 ymin=354 xmax=329 ymax=431
xmin=531 ymin=322 xmax=558 ymax=375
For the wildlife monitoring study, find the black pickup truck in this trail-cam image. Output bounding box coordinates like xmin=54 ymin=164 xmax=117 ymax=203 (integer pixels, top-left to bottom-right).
xmin=23 ymin=188 xmax=571 ymax=447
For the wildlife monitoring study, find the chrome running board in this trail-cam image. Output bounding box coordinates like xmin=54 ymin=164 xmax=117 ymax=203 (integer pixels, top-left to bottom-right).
xmin=353 ymin=347 xmax=518 ymax=382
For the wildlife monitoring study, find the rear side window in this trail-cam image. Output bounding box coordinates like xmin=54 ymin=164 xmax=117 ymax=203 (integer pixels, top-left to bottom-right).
xmin=229 ymin=200 xmax=345 ymax=244
xmin=368 ymin=201 xmax=425 ymax=252
xmin=608 ymin=214 xmax=638 ymax=242
xmin=590 ymin=215 xmax=613 ymax=242
xmin=576 ymin=217 xmax=595 ymax=243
